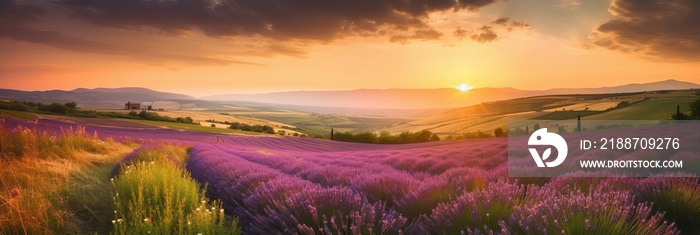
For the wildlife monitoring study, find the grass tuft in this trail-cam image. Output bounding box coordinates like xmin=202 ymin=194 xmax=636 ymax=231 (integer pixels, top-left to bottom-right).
xmin=111 ymin=144 xmax=240 ymax=235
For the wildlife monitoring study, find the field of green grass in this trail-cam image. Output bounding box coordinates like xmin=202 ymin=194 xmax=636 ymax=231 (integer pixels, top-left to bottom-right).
xmin=125 ymin=119 xmax=266 ymax=135
xmin=0 ymin=110 xmax=37 ymax=120
xmin=584 ymin=97 xmax=696 ymax=120
xmin=237 ymin=113 xmax=408 ymax=136
xmin=530 ymin=110 xmax=602 ymax=120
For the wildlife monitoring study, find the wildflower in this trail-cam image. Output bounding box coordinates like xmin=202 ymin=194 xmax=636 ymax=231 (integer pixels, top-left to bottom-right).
xmin=10 ymin=188 xmax=20 ymax=198
xmin=112 ymin=220 xmax=116 ymax=224
xmin=144 ymin=218 xmax=149 ymax=222
xmin=585 ymin=219 xmax=592 ymax=230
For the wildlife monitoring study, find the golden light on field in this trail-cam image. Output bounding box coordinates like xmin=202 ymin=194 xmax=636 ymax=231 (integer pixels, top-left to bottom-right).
xmin=456 ymin=83 xmax=473 ymax=93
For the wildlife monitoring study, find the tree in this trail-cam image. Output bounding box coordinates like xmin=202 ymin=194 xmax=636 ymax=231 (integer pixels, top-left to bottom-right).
xmin=691 ymin=98 xmax=700 ymax=119
xmin=494 ymin=127 xmax=505 ymax=137
xmin=39 ymin=103 xmax=68 ymax=114
xmin=64 ymin=102 xmax=77 ymax=109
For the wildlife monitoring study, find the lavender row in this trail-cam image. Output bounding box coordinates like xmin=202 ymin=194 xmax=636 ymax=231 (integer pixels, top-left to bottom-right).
xmin=186 ymin=144 xmax=408 ymax=234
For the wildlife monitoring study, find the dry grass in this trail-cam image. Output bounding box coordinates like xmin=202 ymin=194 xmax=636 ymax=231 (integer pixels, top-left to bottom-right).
xmin=0 ymin=122 xmax=133 ymax=234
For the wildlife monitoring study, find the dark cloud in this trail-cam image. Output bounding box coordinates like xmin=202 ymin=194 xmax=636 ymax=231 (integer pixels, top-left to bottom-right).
xmin=1 ymin=0 xmax=505 ymax=66
xmin=491 ymin=17 xmax=529 ymax=31
xmin=492 ymin=17 xmax=509 ymax=26
xmin=55 ymin=0 xmax=497 ymax=43
xmin=0 ymin=25 xmax=257 ymax=65
xmin=589 ymin=0 xmax=700 ymax=61
xmin=470 ymin=26 xmax=498 ymax=43
xmin=465 ymin=17 xmax=529 ymax=43
xmin=0 ymin=0 xmax=259 ymax=65
xmin=0 ymin=0 xmax=45 ymax=25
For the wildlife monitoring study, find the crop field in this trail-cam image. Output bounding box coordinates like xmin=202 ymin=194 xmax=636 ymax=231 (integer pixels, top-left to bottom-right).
xmin=1 ymin=116 xmax=699 ymax=234
xmin=387 ymin=90 xmax=699 ymax=136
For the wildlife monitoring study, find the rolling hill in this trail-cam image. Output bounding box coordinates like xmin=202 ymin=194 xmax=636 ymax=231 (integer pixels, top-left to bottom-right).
xmin=382 ymin=89 xmax=699 ymax=137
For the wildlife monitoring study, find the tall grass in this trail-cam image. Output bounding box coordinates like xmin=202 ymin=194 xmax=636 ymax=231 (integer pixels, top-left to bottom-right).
xmin=0 ymin=123 xmax=108 ymax=161
xmin=0 ymin=122 xmax=130 ymax=234
xmin=111 ymin=145 xmax=240 ymax=235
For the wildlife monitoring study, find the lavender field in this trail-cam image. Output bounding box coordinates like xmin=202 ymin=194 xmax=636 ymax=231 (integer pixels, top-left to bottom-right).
xmin=3 ymin=117 xmax=699 ymax=234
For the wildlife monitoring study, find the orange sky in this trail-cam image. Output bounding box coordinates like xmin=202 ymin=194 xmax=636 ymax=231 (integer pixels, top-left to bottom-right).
xmin=1 ymin=0 xmax=698 ymax=97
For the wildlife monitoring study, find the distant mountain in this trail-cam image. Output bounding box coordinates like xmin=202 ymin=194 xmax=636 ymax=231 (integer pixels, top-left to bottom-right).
xmin=546 ymin=79 xmax=700 ymax=94
xmin=0 ymin=87 xmax=199 ymax=109
xmin=1 ymin=79 xmax=697 ymax=111
xmin=203 ymin=79 xmax=700 ymax=109
xmin=203 ymin=87 xmax=543 ymax=109
xmin=0 ymin=87 xmax=196 ymax=109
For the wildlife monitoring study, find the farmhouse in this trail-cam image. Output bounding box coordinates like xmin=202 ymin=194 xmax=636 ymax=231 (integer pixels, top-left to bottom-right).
xmin=124 ymin=101 xmax=141 ymax=110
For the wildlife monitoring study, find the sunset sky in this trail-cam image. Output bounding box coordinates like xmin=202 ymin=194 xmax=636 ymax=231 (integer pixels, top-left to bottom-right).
xmin=1 ymin=0 xmax=699 ymax=97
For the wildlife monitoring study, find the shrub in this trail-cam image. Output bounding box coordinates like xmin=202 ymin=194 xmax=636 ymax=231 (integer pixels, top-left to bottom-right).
xmin=38 ymin=103 xmax=68 ymax=114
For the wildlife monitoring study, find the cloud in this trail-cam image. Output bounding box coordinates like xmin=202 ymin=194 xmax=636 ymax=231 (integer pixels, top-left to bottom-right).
xmin=453 ymin=26 xmax=468 ymax=40
xmin=0 ymin=0 xmax=45 ymax=25
xmin=389 ymin=29 xmax=443 ymax=44
xmin=465 ymin=17 xmax=529 ymax=43
xmin=557 ymin=0 xmax=581 ymax=9
xmin=589 ymin=0 xmax=700 ymax=61
xmin=0 ymin=0 xmax=260 ymax=66
xmin=470 ymin=26 xmax=498 ymax=43
xmin=55 ymin=0 xmax=498 ymax=43
xmin=1 ymin=0 xmax=505 ymax=66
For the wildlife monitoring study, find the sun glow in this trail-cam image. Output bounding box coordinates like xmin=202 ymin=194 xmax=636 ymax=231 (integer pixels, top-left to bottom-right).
xmin=456 ymin=83 xmax=473 ymax=92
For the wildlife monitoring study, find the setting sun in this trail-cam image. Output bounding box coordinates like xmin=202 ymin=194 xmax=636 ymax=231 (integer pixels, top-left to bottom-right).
xmin=456 ymin=83 xmax=473 ymax=92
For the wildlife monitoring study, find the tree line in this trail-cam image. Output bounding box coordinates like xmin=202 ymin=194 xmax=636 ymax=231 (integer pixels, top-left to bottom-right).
xmin=332 ymin=130 xmax=440 ymax=144
xmin=0 ymin=100 xmax=196 ymax=124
